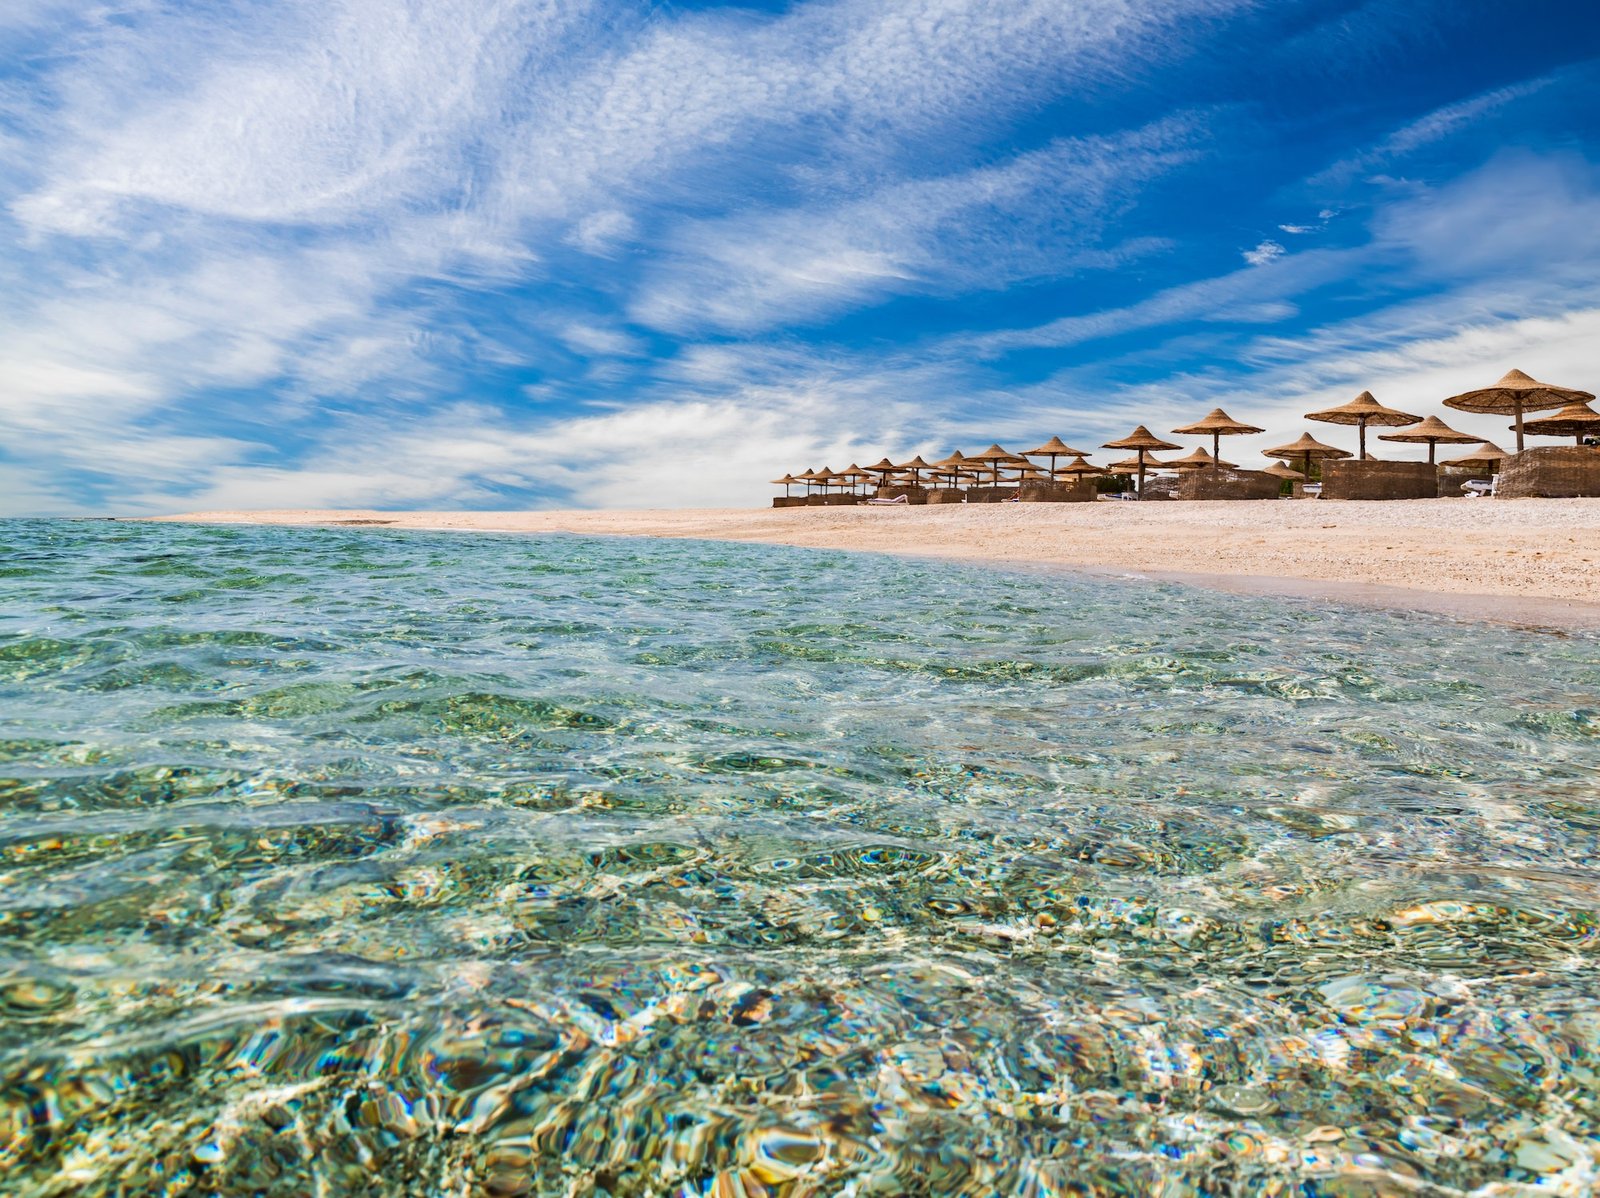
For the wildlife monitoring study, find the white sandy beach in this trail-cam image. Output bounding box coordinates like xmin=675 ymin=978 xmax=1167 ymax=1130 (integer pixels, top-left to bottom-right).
xmin=157 ymin=500 xmax=1600 ymax=627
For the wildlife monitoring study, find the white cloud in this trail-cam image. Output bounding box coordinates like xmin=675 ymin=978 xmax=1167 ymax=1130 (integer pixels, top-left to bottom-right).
xmin=1242 ymin=239 xmax=1285 ymax=266
xmin=630 ymin=118 xmax=1199 ymax=333
xmin=1308 ymin=73 xmax=1560 ymax=190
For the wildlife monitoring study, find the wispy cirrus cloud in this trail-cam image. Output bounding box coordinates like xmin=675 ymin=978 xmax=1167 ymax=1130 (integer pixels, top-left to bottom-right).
xmin=0 ymin=0 xmax=1593 ymax=515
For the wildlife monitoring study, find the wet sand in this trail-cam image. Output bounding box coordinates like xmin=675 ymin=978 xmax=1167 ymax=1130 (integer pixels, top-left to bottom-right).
xmin=155 ymin=500 xmax=1600 ymax=629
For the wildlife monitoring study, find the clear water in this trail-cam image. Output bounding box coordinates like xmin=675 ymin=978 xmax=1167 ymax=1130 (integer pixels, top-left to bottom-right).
xmin=2 ymin=519 xmax=1599 ymax=1196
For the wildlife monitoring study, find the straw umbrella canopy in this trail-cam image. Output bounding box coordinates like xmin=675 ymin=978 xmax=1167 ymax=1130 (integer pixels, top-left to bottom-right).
xmin=838 ymin=464 xmax=874 ymax=495
xmin=1023 ymin=435 xmax=1093 ymax=479
xmin=1444 ymin=369 xmax=1595 ymax=451
xmin=1264 ymin=432 xmax=1351 ymax=480
xmin=1376 ymin=414 xmax=1479 ymax=464
xmin=1171 ymin=408 xmax=1264 ymax=470
xmin=813 ymin=467 xmax=840 ymax=496
xmin=1520 ymin=401 xmax=1600 ymax=446
xmin=894 ymin=455 xmax=936 ymax=488
xmin=1103 ymin=425 xmax=1180 ymax=495
xmin=1167 ymin=446 xmax=1237 ymax=471
xmin=1305 ymin=391 xmax=1419 ymax=460
xmin=770 ymin=473 xmax=801 ymax=498
xmin=1055 ymin=455 xmax=1106 ymax=478
xmin=864 ymin=458 xmax=898 ymax=490
xmin=794 ymin=467 xmax=824 ymax=496
xmin=1262 ymin=462 xmax=1305 ymax=480
xmin=966 ymin=444 xmax=1028 ymax=488
xmin=1442 ymin=442 xmax=1510 ymax=471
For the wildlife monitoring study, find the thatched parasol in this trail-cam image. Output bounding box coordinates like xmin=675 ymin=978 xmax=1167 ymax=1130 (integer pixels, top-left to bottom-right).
xmin=812 ymin=467 xmax=839 ymax=496
xmin=1055 ymin=455 xmax=1106 ymax=478
xmin=1264 ymin=431 xmax=1352 ymax=480
xmin=770 ymin=473 xmax=801 ymax=498
xmin=1520 ymin=401 xmax=1600 ymax=445
xmin=1442 ymin=442 xmax=1509 ymax=471
xmin=795 ymin=467 xmax=824 ymax=496
xmin=1305 ymin=391 xmax=1419 ymax=460
xmin=1262 ymin=462 xmax=1305 ymax=480
xmin=1444 ymin=369 xmax=1594 ymax=451
xmin=1172 ymin=408 xmax=1264 ymax=470
xmin=1167 ymin=446 xmax=1236 ymax=471
xmin=864 ymin=458 xmax=898 ymax=490
xmin=895 ymin=455 xmax=935 ymax=488
xmin=838 ymin=464 xmax=874 ymax=495
xmin=1023 ymin=435 xmax=1093 ymax=478
xmin=1103 ymin=425 xmax=1180 ymax=496
xmin=966 ymin=444 xmax=1028 ymax=488
xmin=1376 ymin=414 xmax=1478 ymax=464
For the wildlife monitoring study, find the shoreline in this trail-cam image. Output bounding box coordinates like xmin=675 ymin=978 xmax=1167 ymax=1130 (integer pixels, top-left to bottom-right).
xmin=148 ymin=502 xmax=1600 ymax=631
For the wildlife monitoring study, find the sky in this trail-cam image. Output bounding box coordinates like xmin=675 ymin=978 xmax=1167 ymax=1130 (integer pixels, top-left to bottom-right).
xmin=1 ymin=0 xmax=1598 ymax=514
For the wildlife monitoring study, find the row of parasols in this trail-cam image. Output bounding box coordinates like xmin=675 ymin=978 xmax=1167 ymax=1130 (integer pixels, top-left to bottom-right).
xmin=773 ymin=369 xmax=1599 ymax=496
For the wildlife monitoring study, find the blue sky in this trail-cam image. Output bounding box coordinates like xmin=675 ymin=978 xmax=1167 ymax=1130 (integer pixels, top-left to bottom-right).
xmin=1 ymin=0 xmax=1597 ymax=513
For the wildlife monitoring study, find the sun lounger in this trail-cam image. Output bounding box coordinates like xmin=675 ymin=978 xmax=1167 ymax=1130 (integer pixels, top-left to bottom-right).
xmin=862 ymin=495 xmax=910 ymax=505
xmin=1461 ymin=475 xmax=1498 ymax=497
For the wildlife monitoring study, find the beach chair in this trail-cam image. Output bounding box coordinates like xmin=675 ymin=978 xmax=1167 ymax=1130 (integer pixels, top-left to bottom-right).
xmin=1461 ymin=475 xmax=1499 ymax=498
xmin=1302 ymin=482 xmax=1322 ymax=498
xmin=862 ymin=495 xmax=910 ymax=506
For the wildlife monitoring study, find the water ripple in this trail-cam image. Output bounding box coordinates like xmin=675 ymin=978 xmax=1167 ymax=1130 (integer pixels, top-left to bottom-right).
xmin=2 ymin=519 xmax=1599 ymax=1195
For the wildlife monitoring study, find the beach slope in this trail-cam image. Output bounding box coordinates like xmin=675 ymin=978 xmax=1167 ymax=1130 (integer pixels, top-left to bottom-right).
xmin=156 ymin=500 xmax=1600 ymax=625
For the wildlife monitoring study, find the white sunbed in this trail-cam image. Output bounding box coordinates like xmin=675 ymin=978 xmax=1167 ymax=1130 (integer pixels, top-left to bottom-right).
xmin=1461 ymin=475 xmax=1499 ymax=497
xmin=862 ymin=495 xmax=910 ymax=506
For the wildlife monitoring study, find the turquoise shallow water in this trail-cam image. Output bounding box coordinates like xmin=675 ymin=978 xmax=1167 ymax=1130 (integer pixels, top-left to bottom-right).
xmin=2 ymin=519 xmax=1599 ymax=1195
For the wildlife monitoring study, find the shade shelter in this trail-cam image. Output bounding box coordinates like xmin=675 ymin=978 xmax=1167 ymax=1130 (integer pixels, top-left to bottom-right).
xmin=1444 ymin=369 xmax=1595 ymax=451
xmin=1376 ymin=414 xmax=1478 ymax=464
xmin=1262 ymin=462 xmax=1305 ymax=481
xmin=1520 ymin=401 xmax=1600 ymax=445
xmin=1305 ymin=391 xmax=1420 ymax=460
xmin=966 ymin=444 xmax=1029 ymax=488
xmin=770 ymin=473 xmax=801 ymax=498
xmin=1442 ymin=442 xmax=1509 ymax=471
xmin=1103 ymin=426 xmax=1180 ymax=496
xmin=1023 ymin=436 xmax=1093 ymax=479
xmin=794 ymin=467 xmax=824 ymax=497
xmin=895 ymin=455 xmax=935 ymax=488
xmin=1055 ymin=455 xmax=1106 ymax=479
xmin=1264 ymin=432 xmax=1352 ymax=480
xmin=1171 ymin=408 xmax=1263 ymax=470
xmin=838 ymin=465 xmax=874 ymax=495
xmin=864 ymin=458 xmax=899 ymax=490
xmin=1167 ymin=447 xmax=1237 ymax=471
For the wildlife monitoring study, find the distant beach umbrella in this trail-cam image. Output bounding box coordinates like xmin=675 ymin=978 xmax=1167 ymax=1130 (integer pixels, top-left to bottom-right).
xmin=1167 ymin=446 xmax=1236 ymax=471
xmin=1261 ymin=462 xmax=1305 ymax=480
xmin=1305 ymin=391 xmax=1420 ymax=460
xmin=1444 ymin=369 xmax=1594 ymax=451
xmin=838 ymin=464 xmax=874 ymax=495
xmin=1023 ymin=435 xmax=1092 ymax=479
xmin=966 ymin=444 xmax=1029 ymax=488
xmin=1103 ymin=426 xmax=1180 ymax=496
xmin=1376 ymin=414 xmax=1479 ymax=464
xmin=1054 ymin=455 xmax=1106 ymax=478
xmin=1264 ymin=432 xmax=1352 ymax=480
xmin=795 ymin=467 xmax=823 ymax=496
xmin=1519 ymin=401 xmax=1600 ymax=445
xmin=1171 ymin=408 xmax=1264 ymax=470
xmin=770 ymin=473 xmax=801 ymax=498
xmin=895 ymin=455 xmax=935 ymax=488
xmin=812 ymin=467 xmax=839 ymax=497
xmin=1442 ymin=442 xmax=1510 ymax=471
xmin=865 ymin=458 xmax=898 ymax=490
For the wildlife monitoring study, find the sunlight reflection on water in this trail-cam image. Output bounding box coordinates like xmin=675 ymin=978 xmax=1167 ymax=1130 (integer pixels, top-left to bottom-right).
xmin=2 ymin=519 xmax=1599 ymax=1195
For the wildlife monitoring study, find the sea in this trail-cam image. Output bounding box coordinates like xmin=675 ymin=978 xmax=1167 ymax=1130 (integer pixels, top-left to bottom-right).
xmin=2 ymin=518 xmax=1598 ymax=1195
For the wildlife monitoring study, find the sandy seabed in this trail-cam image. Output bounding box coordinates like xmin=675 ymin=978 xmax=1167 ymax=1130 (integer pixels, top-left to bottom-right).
xmin=156 ymin=499 xmax=1600 ymax=629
